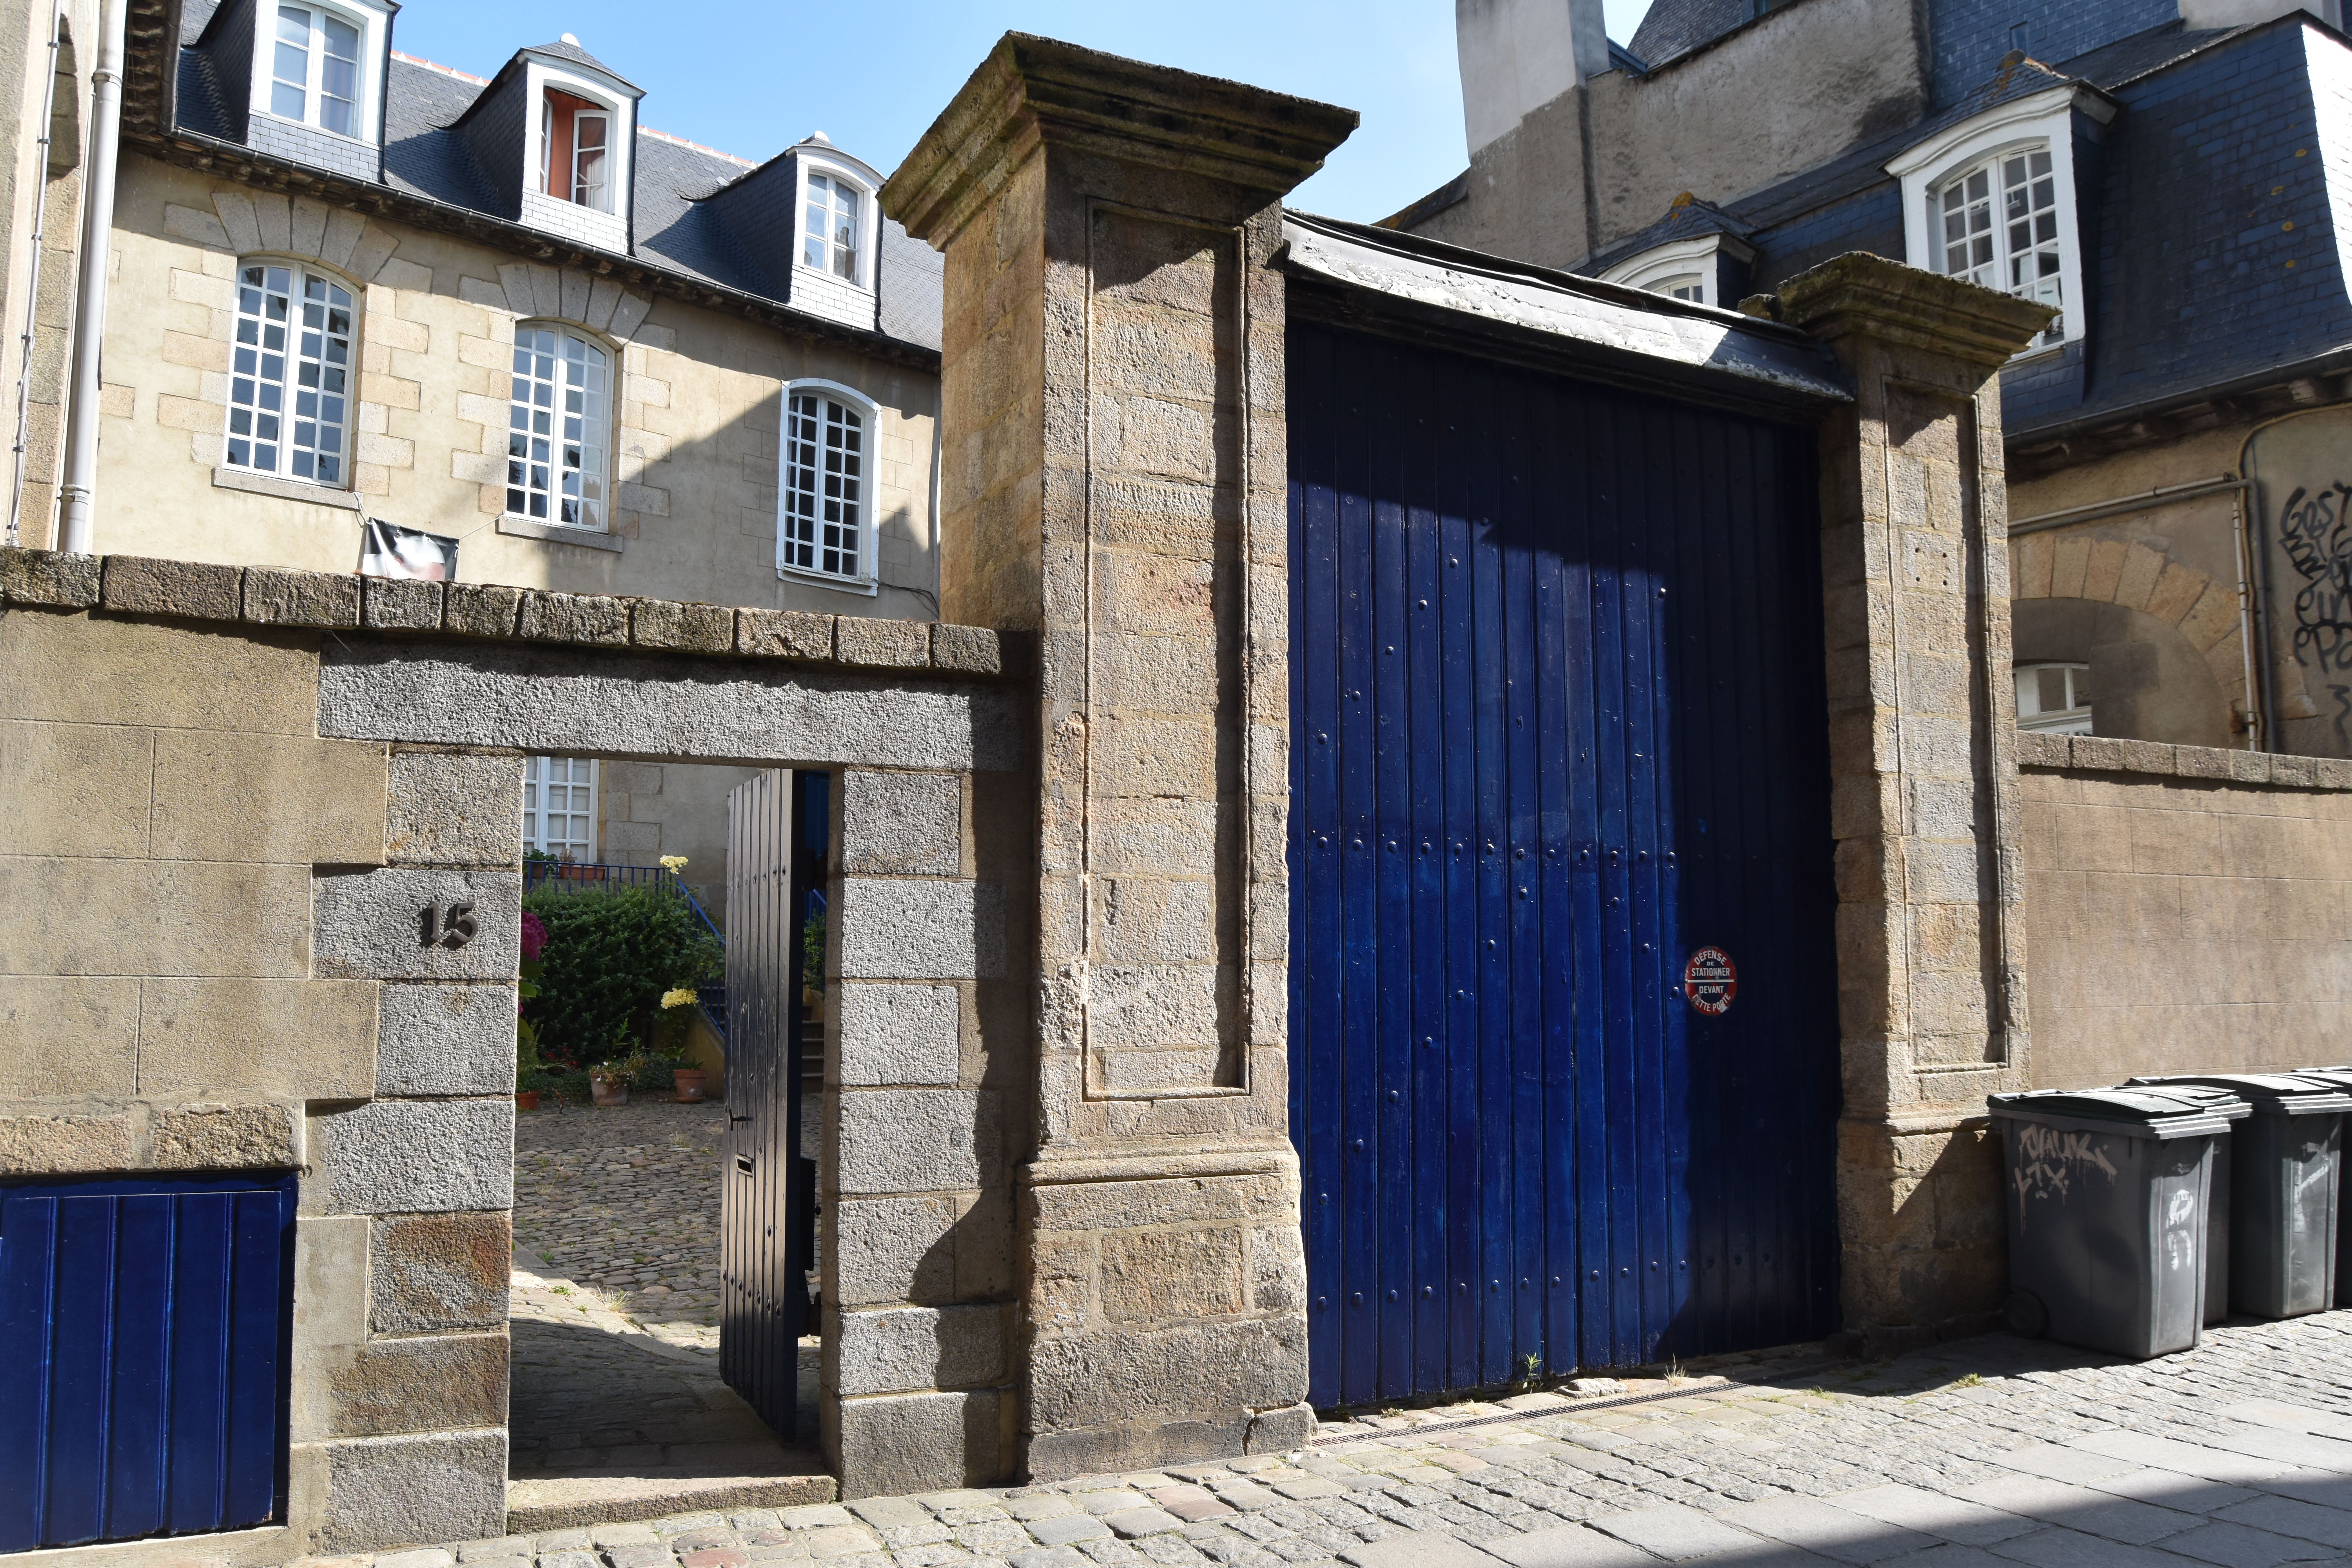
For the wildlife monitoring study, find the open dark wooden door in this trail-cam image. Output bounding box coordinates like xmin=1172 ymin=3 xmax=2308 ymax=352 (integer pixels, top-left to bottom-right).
xmin=720 ymin=768 xmax=806 ymax=1436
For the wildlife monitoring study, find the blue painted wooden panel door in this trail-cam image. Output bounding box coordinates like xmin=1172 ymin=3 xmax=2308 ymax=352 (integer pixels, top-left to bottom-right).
xmin=1287 ymin=321 xmax=1840 ymax=1406
xmin=0 ymin=1173 xmax=297 ymax=1551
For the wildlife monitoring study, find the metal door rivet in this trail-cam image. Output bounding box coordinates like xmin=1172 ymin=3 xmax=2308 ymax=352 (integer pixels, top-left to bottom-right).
xmin=1519 ymin=1278 xmax=1528 ymax=1289
xmin=1349 ymin=690 xmax=1361 ymax=700
xmin=1448 ymin=556 xmax=1459 ymax=567
xmin=1550 ymin=1276 xmax=1561 ymax=1287
xmin=1621 ymin=1267 xmax=1630 ymax=1277
xmin=1351 ymin=1292 xmax=1363 ymax=1305
xmin=1486 ymin=938 xmax=1497 ymax=951
xmin=1421 ymin=841 xmax=1432 ymax=853
xmin=1387 ymin=1090 xmax=1401 ymax=1103
xmin=1590 ymin=1269 xmax=1600 ymax=1280
xmin=1421 ymin=1285 xmax=1434 ymax=1298
xmin=1352 ymin=837 xmax=1363 ymax=849
xmin=1458 ymin=1282 xmax=1469 ymax=1294
xmin=1317 ymin=1297 xmax=1328 ymax=1309
xmin=1650 ymin=1261 xmax=1659 ymax=1271
xmin=1385 ymin=646 xmax=1395 ymax=655
xmin=1351 ymin=1138 xmax=1365 ymax=1151
xmin=1423 ymin=1036 xmax=1435 ymax=1048
xmin=1418 ymin=599 xmax=1428 ymax=609
xmin=1514 ymin=847 xmax=1526 ymax=860
xmin=1387 ymin=840 xmax=1397 ymax=851
xmin=1637 ymin=850 xmax=1649 ymax=862
xmin=1609 ymin=896 xmax=1621 ymax=907
xmin=1490 ymin=1280 xmax=1500 ymax=1293
xmin=1318 ymin=1193 xmax=1329 ymax=1205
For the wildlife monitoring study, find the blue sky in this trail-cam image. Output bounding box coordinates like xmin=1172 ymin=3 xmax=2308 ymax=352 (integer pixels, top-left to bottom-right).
xmin=391 ymin=0 xmax=1657 ymax=225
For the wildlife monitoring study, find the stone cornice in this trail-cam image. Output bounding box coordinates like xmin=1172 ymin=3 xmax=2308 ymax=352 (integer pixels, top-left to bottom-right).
xmin=881 ymin=31 xmax=1357 ymax=247
xmin=0 ymin=548 xmax=1011 ymax=680
xmin=2013 ymin=726 xmax=2352 ymax=792
xmin=1772 ymin=252 xmax=2056 ymax=370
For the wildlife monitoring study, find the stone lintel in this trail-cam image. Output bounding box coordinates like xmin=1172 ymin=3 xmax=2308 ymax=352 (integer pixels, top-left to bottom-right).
xmin=882 ymin=32 xmax=1357 ymax=247
xmin=1776 ymin=252 xmax=2056 ymax=369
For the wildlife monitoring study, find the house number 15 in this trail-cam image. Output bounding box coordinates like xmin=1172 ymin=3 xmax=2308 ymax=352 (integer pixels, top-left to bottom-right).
xmin=424 ymin=899 xmax=478 ymax=949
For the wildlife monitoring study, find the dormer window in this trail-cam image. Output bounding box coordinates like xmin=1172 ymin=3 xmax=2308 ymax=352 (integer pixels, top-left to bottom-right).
xmin=541 ymin=91 xmax=612 ymax=212
xmin=241 ymin=0 xmax=387 ymax=150
xmin=1653 ymin=274 xmax=1705 ymax=304
xmin=1933 ymin=149 xmax=2062 ymax=345
xmin=1596 ymin=234 xmax=1750 ymax=310
xmin=1890 ymin=82 xmax=2107 ymax=359
xmin=804 ymin=172 xmax=860 ymax=282
xmin=271 ymin=4 xmax=359 ymax=134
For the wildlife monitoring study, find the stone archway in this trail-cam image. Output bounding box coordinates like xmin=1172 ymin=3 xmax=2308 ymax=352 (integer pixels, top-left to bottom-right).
xmin=2010 ymin=528 xmax=2245 ymax=745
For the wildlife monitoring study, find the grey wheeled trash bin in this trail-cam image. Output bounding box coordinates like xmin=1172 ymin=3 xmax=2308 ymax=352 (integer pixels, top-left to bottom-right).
xmin=2129 ymin=1073 xmax=2352 ymax=1319
xmin=1988 ymin=1087 xmax=2239 ymax=1358
xmin=2293 ymin=1067 xmax=2352 ymax=1307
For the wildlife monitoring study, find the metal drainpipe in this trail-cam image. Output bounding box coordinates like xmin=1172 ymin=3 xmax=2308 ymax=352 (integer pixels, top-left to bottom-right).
xmin=54 ymin=0 xmax=122 ymax=555
xmin=5 ymin=3 xmax=67 ymax=548
xmin=2008 ymin=473 xmax=2266 ymax=750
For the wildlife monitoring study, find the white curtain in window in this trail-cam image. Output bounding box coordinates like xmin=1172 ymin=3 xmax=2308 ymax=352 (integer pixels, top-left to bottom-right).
xmin=803 ymin=172 xmax=860 ymax=281
xmin=270 ymin=5 xmax=359 ymax=135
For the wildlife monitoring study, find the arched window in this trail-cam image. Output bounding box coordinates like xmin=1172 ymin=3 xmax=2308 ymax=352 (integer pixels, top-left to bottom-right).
xmin=2015 ymin=661 xmax=2092 ymax=734
xmin=779 ymin=385 xmax=869 ymax=586
xmin=1932 ymin=145 xmax=2063 ymax=346
xmin=507 ymin=324 xmax=610 ymax=530
xmin=225 ymin=260 xmax=353 ymax=485
xmin=269 ymin=2 xmax=363 ymax=136
xmin=1651 ymin=273 xmax=1705 ymax=304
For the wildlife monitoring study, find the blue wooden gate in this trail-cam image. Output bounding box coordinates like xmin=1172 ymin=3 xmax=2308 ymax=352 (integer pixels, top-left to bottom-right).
xmin=0 ymin=1173 xmax=296 ymax=1550
xmin=1287 ymin=319 xmax=1839 ymax=1406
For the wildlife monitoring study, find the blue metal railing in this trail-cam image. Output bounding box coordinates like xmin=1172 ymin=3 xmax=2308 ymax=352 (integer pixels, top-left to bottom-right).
xmin=523 ymin=860 xmax=728 ymax=1040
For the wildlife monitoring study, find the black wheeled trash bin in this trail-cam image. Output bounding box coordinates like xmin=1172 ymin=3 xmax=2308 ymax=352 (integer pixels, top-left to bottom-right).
xmin=2128 ymin=1073 xmax=2352 ymax=1320
xmin=1987 ymin=1087 xmax=2241 ymax=1358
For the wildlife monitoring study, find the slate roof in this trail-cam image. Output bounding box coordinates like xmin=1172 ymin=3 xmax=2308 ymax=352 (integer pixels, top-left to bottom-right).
xmin=168 ymin=0 xmax=941 ymax=352
xmin=1587 ymin=15 xmax=2346 ymax=441
xmin=1627 ymin=0 xmax=1750 ymax=67
xmin=1584 ymin=194 xmax=1755 ymax=276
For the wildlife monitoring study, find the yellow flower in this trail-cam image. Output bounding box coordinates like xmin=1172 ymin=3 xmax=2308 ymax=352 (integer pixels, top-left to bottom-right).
xmin=660 ymin=987 xmax=697 ymax=1009
xmin=659 ymin=855 xmax=689 ymax=871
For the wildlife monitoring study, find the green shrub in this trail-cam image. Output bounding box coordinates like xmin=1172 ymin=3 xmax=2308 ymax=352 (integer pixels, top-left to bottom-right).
xmin=521 ymin=879 xmax=722 ymax=1068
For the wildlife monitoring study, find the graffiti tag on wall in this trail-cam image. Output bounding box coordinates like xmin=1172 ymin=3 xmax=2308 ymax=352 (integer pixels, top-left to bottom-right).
xmin=2008 ymin=1122 xmax=2118 ymax=1232
xmin=2277 ymin=481 xmax=2352 ymax=744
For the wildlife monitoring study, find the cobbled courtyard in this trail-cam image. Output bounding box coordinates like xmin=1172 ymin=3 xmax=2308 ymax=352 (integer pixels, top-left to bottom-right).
xmin=514 ymin=1099 xmax=733 ymax=1352
xmin=311 ymin=1303 xmax=2352 ymax=1568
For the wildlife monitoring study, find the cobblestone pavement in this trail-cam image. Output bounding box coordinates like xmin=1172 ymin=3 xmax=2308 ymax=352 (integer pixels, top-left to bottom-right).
xmin=318 ymin=1312 xmax=2352 ymax=1568
xmin=514 ymin=1099 xmax=732 ymax=1352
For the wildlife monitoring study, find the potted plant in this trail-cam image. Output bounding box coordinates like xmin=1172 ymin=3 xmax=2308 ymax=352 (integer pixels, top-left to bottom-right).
xmin=659 ymin=987 xmax=709 ymax=1102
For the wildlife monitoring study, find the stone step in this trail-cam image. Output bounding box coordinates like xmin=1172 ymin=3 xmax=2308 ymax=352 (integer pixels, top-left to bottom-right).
xmin=507 ymin=1468 xmax=837 ymax=1534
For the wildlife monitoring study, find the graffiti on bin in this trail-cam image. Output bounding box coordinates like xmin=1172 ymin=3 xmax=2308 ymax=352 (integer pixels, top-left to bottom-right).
xmin=2163 ymin=1187 xmax=2199 ymax=1273
xmin=2009 ymin=1123 xmax=2118 ymax=1227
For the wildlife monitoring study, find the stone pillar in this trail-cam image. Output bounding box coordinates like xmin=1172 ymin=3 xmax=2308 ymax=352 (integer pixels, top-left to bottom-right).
xmin=882 ymin=36 xmax=1354 ymax=1476
xmin=1773 ymin=255 xmax=2054 ymax=1354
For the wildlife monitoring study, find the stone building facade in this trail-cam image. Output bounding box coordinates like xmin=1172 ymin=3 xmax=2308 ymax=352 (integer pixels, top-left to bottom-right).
xmin=1394 ymin=0 xmax=2352 ymax=761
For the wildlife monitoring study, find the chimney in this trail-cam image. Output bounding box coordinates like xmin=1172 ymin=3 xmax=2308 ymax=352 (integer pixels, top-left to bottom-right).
xmin=1455 ymin=0 xmax=1610 ymax=156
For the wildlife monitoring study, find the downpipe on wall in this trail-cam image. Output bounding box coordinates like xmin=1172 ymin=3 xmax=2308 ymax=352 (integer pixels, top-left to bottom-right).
xmin=5 ymin=2 xmax=68 ymax=548
xmin=54 ymin=0 xmax=121 ymax=555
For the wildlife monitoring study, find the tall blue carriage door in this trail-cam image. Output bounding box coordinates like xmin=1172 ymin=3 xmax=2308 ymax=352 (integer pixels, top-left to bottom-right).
xmin=1287 ymin=321 xmax=1839 ymax=1406
xmin=0 ymin=1172 xmax=298 ymax=1552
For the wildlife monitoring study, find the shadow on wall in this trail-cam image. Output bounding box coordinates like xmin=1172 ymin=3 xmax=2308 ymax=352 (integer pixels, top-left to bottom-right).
xmin=2014 ymin=598 xmax=2234 ymax=750
xmin=1832 ymin=1120 xmax=2007 ymax=1355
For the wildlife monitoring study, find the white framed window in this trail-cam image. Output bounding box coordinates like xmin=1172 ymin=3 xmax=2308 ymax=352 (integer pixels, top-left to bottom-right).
xmin=540 ymin=90 xmax=613 ymax=212
xmin=523 ymin=756 xmax=597 ymax=859
xmin=804 ymin=171 xmax=862 ymax=282
xmin=2015 ymin=662 xmax=2093 ymax=734
xmin=245 ymin=0 xmax=386 ymax=142
xmin=1890 ymin=84 xmax=2106 ymax=359
xmin=507 ymin=323 xmax=610 ymax=529
xmin=1596 ymin=233 xmax=1751 ymax=309
xmin=270 ymin=4 xmax=359 ymax=134
xmin=225 ymin=260 xmax=353 ymax=485
xmin=777 ymin=381 xmax=875 ymax=590
xmin=1933 ymin=148 xmax=2062 ymax=346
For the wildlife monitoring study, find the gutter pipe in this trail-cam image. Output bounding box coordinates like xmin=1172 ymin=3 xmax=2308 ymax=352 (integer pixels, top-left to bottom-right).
xmin=6 ymin=2 xmax=67 ymax=547
xmin=54 ymin=0 xmax=122 ymax=555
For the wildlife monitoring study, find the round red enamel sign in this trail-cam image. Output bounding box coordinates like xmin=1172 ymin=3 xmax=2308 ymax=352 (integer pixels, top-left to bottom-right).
xmin=1683 ymin=946 xmax=1737 ymax=1015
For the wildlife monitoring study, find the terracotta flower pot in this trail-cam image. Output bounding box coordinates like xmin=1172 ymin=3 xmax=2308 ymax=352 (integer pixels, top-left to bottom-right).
xmin=590 ymin=1074 xmax=629 ymax=1107
xmin=673 ymin=1069 xmax=708 ymax=1103
xmin=515 ymin=1090 xmax=540 ymax=1111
